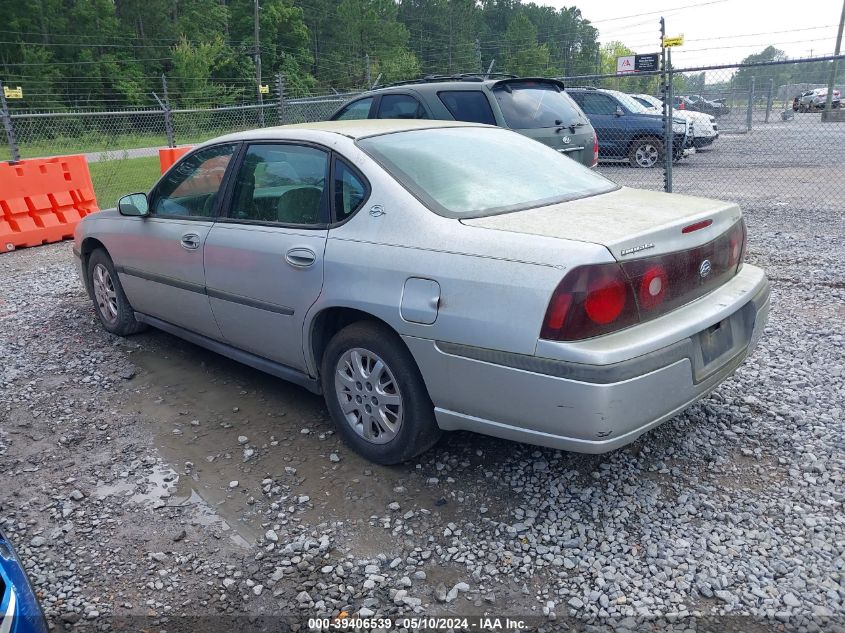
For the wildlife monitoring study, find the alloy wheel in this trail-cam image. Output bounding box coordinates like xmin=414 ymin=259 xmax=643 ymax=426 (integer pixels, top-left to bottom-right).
xmin=93 ymin=263 xmax=119 ymax=324
xmin=334 ymin=347 xmax=403 ymax=444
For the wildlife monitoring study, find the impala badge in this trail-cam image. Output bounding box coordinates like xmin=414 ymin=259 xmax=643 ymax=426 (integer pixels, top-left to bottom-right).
xmin=620 ymin=243 xmax=655 ymax=256
xmin=369 ymin=204 xmax=385 ymax=217
xmin=699 ymin=259 xmax=712 ymax=278
xmin=561 ymin=135 xmax=571 ymax=144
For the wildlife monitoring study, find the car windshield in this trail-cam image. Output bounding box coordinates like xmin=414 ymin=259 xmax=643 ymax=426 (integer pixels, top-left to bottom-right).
xmin=636 ymin=94 xmax=662 ymax=109
xmin=610 ymin=91 xmax=651 ymax=114
xmin=492 ymin=82 xmax=586 ymax=129
xmin=357 ymin=126 xmax=616 ymax=218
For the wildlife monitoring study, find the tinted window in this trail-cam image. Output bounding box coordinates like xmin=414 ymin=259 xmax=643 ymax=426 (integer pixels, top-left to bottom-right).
xmin=334 ymin=98 xmax=374 ymax=120
xmin=377 ymin=94 xmax=428 ymax=119
xmin=493 ymin=82 xmax=585 ymax=129
xmin=437 ymin=91 xmax=496 ymax=125
xmin=573 ymin=93 xmax=617 ymax=115
xmin=153 ymin=144 xmax=236 ymax=217
xmin=333 ymin=159 xmax=367 ymax=221
xmin=229 ymin=144 xmax=328 ymax=225
xmin=359 ymin=127 xmax=616 ymax=218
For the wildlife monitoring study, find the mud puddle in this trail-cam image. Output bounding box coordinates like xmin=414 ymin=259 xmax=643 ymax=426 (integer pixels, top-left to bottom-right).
xmin=118 ymin=330 xmax=565 ymax=552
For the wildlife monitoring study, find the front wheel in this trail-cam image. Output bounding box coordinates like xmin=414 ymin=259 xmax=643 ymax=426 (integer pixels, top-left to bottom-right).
xmin=321 ymin=322 xmax=441 ymax=465
xmin=628 ymin=137 xmax=663 ymax=168
xmin=87 ymin=249 xmax=146 ymax=336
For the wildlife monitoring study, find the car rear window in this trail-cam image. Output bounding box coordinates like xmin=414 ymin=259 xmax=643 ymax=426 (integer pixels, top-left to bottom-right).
xmin=493 ymin=82 xmax=586 ymax=129
xmin=437 ymin=91 xmax=496 ymax=125
xmin=358 ymin=126 xmax=616 ymax=218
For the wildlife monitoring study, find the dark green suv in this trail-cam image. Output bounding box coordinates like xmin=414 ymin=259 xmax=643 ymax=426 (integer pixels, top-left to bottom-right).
xmin=330 ymin=75 xmax=598 ymax=169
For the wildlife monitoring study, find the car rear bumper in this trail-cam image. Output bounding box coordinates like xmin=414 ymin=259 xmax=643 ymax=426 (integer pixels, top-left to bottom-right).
xmin=404 ymin=265 xmax=769 ymax=453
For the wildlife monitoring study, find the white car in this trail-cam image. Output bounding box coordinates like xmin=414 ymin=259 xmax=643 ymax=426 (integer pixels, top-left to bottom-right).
xmin=632 ymin=93 xmax=719 ymax=149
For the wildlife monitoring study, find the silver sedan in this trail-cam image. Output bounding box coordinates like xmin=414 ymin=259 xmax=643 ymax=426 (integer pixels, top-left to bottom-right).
xmin=73 ymin=120 xmax=769 ymax=464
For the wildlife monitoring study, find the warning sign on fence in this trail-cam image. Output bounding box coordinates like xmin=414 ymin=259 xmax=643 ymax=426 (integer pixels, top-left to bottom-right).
xmin=617 ymin=54 xmax=660 ymax=74
xmin=259 ymin=84 xmax=270 ymax=94
xmin=3 ymin=86 xmax=23 ymax=99
xmin=662 ymin=34 xmax=684 ymax=47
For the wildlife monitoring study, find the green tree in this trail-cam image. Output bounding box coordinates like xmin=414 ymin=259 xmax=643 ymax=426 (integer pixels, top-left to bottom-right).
xmin=503 ymin=13 xmax=549 ymax=76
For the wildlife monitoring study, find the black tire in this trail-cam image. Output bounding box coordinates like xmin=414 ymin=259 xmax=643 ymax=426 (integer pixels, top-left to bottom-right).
xmin=321 ymin=321 xmax=441 ymax=465
xmin=628 ymin=137 xmax=663 ymax=168
xmin=86 ymin=248 xmax=146 ymax=336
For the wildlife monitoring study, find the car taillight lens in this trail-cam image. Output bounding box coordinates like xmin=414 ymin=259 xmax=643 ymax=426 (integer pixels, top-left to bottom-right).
xmin=541 ymin=263 xmax=638 ymax=341
xmin=591 ymin=132 xmax=599 ymax=167
xmin=679 ymin=102 xmax=685 ymax=109
xmin=541 ymin=220 xmax=747 ymax=341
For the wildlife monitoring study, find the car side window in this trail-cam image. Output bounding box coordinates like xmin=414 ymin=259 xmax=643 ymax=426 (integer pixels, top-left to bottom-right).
xmin=334 ymin=97 xmax=374 ymax=120
xmin=576 ymin=93 xmax=617 ymax=115
xmin=228 ymin=144 xmax=329 ymax=225
xmin=152 ymin=144 xmax=236 ymax=218
xmin=377 ymin=94 xmax=428 ymax=119
xmin=333 ymin=158 xmax=368 ymax=222
xmin=437 ymin=91 xmax=496 ymax=125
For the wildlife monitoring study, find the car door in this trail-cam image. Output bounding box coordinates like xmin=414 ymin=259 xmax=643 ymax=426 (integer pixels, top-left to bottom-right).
xmin=114 ymin=143 xmax=237 ymax=339
xmin=570 ymin=92 xmax=622 ymax=158
xmin=332 ymin=97 xmax=375 ymax=120
xmin=203 ymin=142 xmax=331 ymax=370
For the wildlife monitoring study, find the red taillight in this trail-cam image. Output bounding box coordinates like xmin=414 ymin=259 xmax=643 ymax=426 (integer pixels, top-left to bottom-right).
xmin=541 ymin=263 xmax=638 ymax=341
xmin=591 ymin=132 xmax=599 ymax=167
xmin=638 ymin=265 xmax=668 ymax=310
xmin=585 ymin=275 xmax=626 ymax=324
xmin=679 ymin=102 xmax=685 ymax=109
xmin=541 ymin=220 xmax=747 ymax=341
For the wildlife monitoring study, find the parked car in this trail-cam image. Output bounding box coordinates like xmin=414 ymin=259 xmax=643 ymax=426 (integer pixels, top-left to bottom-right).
xmin=330 ymin=75 xmax=598 ymax=168
xmin=567 ymin=87 xmax=689 ymax=168
xmin=74 ymin=120 xmax=769 ymax=465
xmin=794 ymin=88 xmax=841 ymax=112
xmin=632 ymin=93 xmax=719 ymax=149
xmin=682 ymin=94 xmax=730 ymax=117
xmin=1 ymin=528 xmax=49 ymax=633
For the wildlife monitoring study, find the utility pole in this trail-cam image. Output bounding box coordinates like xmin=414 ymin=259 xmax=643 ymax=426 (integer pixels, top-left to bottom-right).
xmin=254 ymin=0 xmax=264 ymax=126
xmin=824 ymin=0 xmax=845 ymax=115
xmin=365 ymin=53 xmax=371 ymax=87
xmin=475 ymin=38 xmax=482 ymax=74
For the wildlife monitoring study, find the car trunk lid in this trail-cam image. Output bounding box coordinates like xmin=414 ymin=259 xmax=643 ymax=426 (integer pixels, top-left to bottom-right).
xmin=460 ymin=186 xmax=742 ymax=260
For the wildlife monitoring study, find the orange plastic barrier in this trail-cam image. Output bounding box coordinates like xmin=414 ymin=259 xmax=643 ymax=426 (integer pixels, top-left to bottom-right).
xmin=159 ymin=146 xmax=194 ymax=174
xmin=0 ymin=155 xmax=99 ymax=251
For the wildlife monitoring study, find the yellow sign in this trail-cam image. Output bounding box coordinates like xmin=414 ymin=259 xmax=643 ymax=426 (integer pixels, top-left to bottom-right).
xmin=259 ymin=84 xmax=270 ymax=94
xmin=662 ymin=34 xmax=684 ymax=47
xmin=3 ymin=86 xmax=23 ymax=99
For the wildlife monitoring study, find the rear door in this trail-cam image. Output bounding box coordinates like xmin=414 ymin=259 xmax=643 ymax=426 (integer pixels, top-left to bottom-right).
xmin=203 ymin=142 xmax=330 ymax=370
xmin=375 ymin=93 xmax=430 ymax=119
xmin=114 ymin=143 xmax=237 ymax=339
xmin=570 ymin=92 xmax=623 ymax=158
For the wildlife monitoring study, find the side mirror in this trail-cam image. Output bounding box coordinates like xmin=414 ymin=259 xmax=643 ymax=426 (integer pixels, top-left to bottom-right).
xmin=615 ymin=106 xmax=624 ymax=117
xmin=118 ymin=192 xmax=149 ymax=217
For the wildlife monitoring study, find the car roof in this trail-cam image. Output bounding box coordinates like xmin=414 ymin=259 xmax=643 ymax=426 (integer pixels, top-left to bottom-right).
xmin=206 ymin=119 xmax=488 ymax=144
xmin=356 ymin=76 xmax=566 ymax=96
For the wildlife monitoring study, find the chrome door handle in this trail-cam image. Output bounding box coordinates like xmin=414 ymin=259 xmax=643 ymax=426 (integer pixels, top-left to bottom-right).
xmin=180 ymin=233 xmax=200 ymax=250
xmin=285 ymin=248 xmax=316 ymax=268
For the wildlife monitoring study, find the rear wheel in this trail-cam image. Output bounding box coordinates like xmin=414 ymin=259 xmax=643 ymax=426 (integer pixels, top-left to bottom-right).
xmin=87 ymin=249 xmax=146 ymax=336
xmin=628 ymin=137 xmax=662 ymax=168
xmin=321 ymin=321 xmax=441 ymax=465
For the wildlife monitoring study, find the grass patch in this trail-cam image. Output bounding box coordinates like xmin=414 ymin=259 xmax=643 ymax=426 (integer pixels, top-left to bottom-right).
xmin=89 ymin=156 xmax=161 ymax=209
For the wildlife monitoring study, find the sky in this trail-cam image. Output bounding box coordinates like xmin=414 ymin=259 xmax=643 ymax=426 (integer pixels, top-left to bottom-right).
xmin=543 ymin=0 xmax=844 ymax=68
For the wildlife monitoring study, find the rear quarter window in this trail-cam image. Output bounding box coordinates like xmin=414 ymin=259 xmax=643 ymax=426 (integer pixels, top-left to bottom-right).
xmin=437 ymin=91 xmax=497 ymax=125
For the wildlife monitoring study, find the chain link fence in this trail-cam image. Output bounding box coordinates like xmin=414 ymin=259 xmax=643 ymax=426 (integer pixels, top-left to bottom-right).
xmin=0 ymin=86 xmax=356 ymax=207
xmin=2 ymin=57 xmax=844 ymax=213
xmin=560 ymin=55 xmax=845 ymax=216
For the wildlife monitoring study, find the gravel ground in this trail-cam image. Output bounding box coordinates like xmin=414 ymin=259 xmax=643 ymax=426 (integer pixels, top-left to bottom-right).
xmin=1 ymin=158 xmax=844 ymax=632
